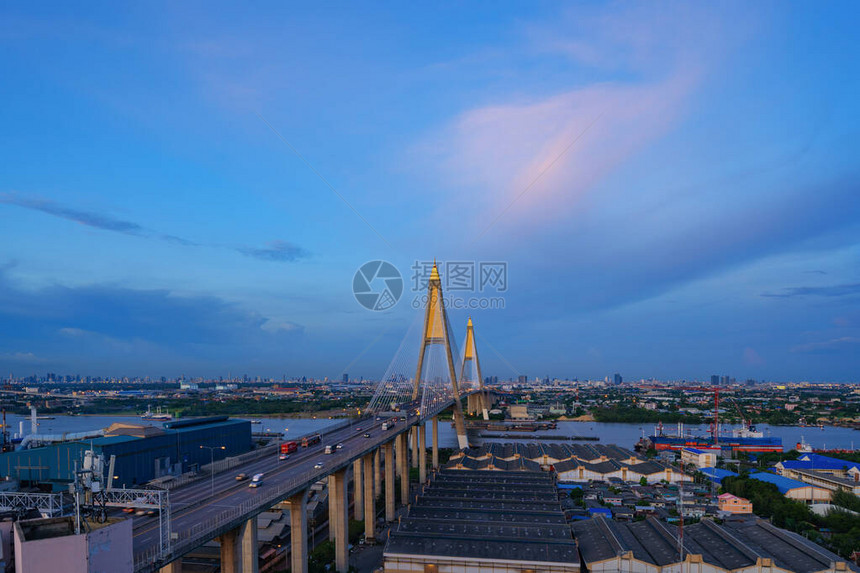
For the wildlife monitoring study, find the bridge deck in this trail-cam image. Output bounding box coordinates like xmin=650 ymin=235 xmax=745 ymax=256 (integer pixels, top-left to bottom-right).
xmin=131 ymin=392 xmax=479 ymax=571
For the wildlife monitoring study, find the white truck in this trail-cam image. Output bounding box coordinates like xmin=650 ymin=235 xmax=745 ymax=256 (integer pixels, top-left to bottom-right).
xmin=324 ymin=445 xmax=334 ymax=454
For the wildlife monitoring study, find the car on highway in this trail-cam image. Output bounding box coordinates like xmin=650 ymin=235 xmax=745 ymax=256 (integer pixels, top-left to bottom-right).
xmin=279 ymin=453 xmax=289 ymax=460
xmin=363 ymin=433 xmax=371 ymax=438
xmin=314 ymin=462 xmax=324 ymax=469
xmin=235 ymin=473 xmax=248 ymax=481
xmin=355 ymin=427 xmax=362 ymax=432
xmin=336 ymin=443 xmax=344 ymax=449
xmin=122 ymin=507 xmax=135 ymax=514
xmin=249 ymin=473 xmax=264 ymax=488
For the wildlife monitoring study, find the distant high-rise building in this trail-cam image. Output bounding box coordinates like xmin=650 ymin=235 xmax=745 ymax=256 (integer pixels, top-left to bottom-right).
xmin=720 ymin=375 xmax=730 ymax=385
xmin=342 ymin=373 xmax=349 ymax=384
xmin=613 ymin=373 xmax=622 ymax=385
xmin=517 ymin=375 xmax=527 ymax=385
xmin=711 ymin=375 xmax=719 ymax=385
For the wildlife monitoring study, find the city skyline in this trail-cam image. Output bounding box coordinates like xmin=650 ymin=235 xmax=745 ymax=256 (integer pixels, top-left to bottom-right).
xmin=2 ymin=2 xmax=860 ymax=381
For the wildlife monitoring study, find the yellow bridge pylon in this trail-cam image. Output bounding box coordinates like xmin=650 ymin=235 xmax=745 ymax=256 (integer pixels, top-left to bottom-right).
xmin=460 ymin=317 xmax=490 ymax=421
xmin=412 ymin=261 xmax=469 ymax=449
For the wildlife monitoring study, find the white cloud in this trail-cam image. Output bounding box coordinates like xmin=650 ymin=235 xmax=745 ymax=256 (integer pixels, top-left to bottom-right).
xmin=0 ymin=351 xmax=45 ymax=363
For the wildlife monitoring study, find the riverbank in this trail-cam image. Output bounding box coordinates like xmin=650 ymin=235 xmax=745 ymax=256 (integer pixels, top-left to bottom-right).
xmin=6 ymin=414 xmax=857 ymax=452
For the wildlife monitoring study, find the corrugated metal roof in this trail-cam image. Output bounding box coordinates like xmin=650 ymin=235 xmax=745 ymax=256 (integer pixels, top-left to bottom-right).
xmin=749 ymin=472 xmax=811 ymax=494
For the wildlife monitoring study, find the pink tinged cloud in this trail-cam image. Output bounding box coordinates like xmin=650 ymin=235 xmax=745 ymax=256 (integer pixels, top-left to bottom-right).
xmin=430 ymin=70 xmax=701 ymax=241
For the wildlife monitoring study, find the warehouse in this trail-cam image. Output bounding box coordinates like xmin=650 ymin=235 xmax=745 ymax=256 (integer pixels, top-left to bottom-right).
xmin=448 ymin=443 xmax=691 ymax=484
xmin=573 ymin=515 xmax=857 ymax=573
xmin=384 ymin=469 xmax=580 ymax=573
xmin=0 ymin=416 xmax=251 ymax=489
xmin=748 ymin=472 xmax=832 ymax=503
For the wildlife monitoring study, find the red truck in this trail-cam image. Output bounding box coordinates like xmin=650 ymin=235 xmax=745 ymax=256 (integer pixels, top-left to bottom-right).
xmin=280 ymin=441 xmax=299 ymax=454
xmin=301 ymin=434 xmax=322 ymax=448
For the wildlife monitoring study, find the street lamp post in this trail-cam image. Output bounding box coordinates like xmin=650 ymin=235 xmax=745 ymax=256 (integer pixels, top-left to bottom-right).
xmin=200 ymin=445 xmax=226 ymax=497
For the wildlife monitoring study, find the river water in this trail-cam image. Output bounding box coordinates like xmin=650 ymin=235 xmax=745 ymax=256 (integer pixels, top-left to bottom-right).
xmin=5 ymin=413 xmax=857 ymax=452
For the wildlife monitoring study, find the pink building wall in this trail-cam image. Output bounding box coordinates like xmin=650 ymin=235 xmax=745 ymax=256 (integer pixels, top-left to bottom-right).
xmin=14 ymin=527 xmax=87 ymax=573
xmin=87 ymin=518 xmax=133 ymax=573
xmin=13 ymin=517 xmax=133 ymax=573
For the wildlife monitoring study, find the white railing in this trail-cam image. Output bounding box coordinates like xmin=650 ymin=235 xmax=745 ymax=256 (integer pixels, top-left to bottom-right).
xmin=134 ymin=464 xmax=324 ymax=571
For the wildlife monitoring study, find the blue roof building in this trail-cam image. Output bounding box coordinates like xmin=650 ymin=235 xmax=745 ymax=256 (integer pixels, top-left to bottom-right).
xmin=700 ymin=467 xmax=737 ymax=483
xmin=749 ymin=472 xmax=831 ymax=503
xmin=785 ymin=454 xmax=860 ymax=474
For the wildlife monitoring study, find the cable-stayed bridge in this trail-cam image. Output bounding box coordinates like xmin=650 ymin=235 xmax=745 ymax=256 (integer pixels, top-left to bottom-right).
xmin=128 ymin=261 xmax=494 ymax=573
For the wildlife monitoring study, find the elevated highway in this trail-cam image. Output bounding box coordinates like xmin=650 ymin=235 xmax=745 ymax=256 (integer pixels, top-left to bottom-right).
xmin=131 ymin=262 xmax=494 ymax=573
xmin=132 ymin=393 xmax=480 ymax=573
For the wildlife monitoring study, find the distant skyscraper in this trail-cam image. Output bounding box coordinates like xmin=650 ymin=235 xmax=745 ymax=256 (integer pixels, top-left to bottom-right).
xmin=517 ymin=375 xmax=527 ymax=385
xmin=613 ymin=373 xmax=622 ymax=385
xmin=343 ymin=373 xmax=349 ymax=384
xmin=711 ymin=375 xmax=719 ymax=385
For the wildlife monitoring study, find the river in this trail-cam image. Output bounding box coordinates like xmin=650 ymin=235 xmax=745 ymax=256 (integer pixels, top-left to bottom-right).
xmin=4 ymin=413 xmax=857 ymax=452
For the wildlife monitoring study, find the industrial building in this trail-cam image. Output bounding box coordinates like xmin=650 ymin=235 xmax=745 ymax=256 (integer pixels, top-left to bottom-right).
xmin=383 ymin=469 xmax=580 ymax=573
xmin=700 ymin=467 xmax=738 ymax=484
xmin=452 ymin=443 xmax=644 ymax=466
xmin=779 ymin=454 xmax=860 ymax=477
xmin=573 ymin=515 xmax=858 ymax=573
xmin=0 ymin=417 xmax=251 ymax=490
xmin=446 ymin=442 xmax=690 ymax=484
xmin=749 ymin=472 xmax=833 ymax=504
xmin=775 ymin=455 xmax=860 ymax=497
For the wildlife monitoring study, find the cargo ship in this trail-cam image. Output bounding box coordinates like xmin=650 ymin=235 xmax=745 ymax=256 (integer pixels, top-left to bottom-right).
xmin=141 ymin=405 xmax=173 ymax=421
xmin=639 ymin=421 xmax=782 ymax=453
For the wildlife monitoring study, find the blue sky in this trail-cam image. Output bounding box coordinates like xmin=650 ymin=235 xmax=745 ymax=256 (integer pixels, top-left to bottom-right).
xmin=1 ymin=2 xmax=859 ymax=381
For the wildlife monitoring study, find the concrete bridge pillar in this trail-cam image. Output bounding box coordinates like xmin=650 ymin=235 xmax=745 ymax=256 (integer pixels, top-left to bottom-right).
xmin=395 ymin=429 xmax=403 ymax=478
xmin=410 ymin=426 xmax=419 ymax=468
xmin=353 ymin=458 xmax=363 ymax=521
xmin=239 ymin=517 xmax=259 ymax=573
xmin=218 ymin=527 xmax=239 ymax=573
xmin=287 ymin=489 xmax=309 ymax=573
xmin=397 ymin=431 xmax=409 ymax=505
xmin=432 ymin=416 xmax=439 ymax=469
xmin=363 ymin=452 xmax=376 ymax=543
xmin=418 ymin=423 xmax=427 ymax=484
xmin=328 ymin=473 xmax=338 ymax=542
xmin=374 ymin=449 xmax=381 ymax=497
xmin=330 ymin=468 xmax=349 ymax=573
xmin=159 ymin=560 xmax=182 ymax=573
xmin=481 ymin=390 xmax=490 ymax=420
xmin=384 ymin=441 xmax=395 ymax=522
